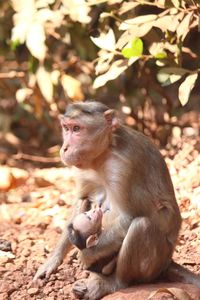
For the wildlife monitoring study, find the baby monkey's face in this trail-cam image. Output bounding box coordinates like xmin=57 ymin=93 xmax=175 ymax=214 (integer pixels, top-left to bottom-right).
xmin=73 ymin=207 xmax=103 ymax=238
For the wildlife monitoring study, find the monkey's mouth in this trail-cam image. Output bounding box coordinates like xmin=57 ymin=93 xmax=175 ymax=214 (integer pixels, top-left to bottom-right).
xmin=60 ymin=147 xmax=91 ymax=169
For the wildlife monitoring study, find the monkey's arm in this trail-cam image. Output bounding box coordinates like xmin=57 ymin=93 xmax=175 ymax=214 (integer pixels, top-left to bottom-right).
xmin=33 ymin=198 xmax=91 ymax=281
xmin=81 ymin=214 xmax=131 ymax=266
xmin=33 ymin=226 xmax=72 ymax=280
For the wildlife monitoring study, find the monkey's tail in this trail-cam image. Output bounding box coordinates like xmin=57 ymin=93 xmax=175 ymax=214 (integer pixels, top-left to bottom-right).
xmin=164 ymin=261 xmax=200 ymax=289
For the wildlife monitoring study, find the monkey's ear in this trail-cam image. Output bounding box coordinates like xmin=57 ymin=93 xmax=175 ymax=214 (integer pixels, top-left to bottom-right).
xmin=86 ymin=234 xmax=99 ymax=248
xmin=104 ymin=109 xmax=119 ymax=131
xmin=58 ymin=114 xmax=65 ymax=123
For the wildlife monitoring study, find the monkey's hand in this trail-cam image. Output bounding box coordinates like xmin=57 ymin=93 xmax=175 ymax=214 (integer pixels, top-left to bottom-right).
xmin=77 ymin=251 xmax=92 ymax=270
xmin=33 ymin=255 xmax=62 ymax=281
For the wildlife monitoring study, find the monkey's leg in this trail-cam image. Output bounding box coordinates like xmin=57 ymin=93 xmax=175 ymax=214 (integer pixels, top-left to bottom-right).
xmin=116 ymin=216 xmax=173 ymax=284
xmin=73 ymin=217 xmax=172 ymax=300
xmin=73 ymin=272 xmax=123 ymax=300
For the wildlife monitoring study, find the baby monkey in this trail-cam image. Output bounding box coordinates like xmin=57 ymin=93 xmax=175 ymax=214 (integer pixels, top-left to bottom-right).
xmin=68 ymin=207 xmax=117 ymax=275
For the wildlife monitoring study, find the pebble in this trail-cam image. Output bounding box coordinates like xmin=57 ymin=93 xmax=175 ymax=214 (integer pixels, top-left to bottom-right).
xmin=0 ymin=240 xmax=12 ymax=252
xmin=27 ymin=287 xmax=39 ymax=296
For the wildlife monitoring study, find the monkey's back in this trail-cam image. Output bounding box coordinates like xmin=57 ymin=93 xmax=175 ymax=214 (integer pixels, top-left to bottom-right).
xmin=110 ymin=126 xmax=181 ymax=241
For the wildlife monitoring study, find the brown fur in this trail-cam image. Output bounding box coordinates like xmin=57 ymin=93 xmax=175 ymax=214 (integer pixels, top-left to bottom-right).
xmin=34 ymin=101 xmax=200 ymax=300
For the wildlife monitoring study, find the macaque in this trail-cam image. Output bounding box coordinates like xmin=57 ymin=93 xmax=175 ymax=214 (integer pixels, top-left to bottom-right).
xmin=34 ymin=101 xmax=200 ymax=299
xmin=68 ymin=207 xmax=117 ymax=275
xmin=68 ymin=207 xmax=103 ymax=250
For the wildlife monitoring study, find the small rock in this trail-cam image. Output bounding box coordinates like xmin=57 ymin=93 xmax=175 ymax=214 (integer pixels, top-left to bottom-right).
xmin=21 ymin=249 xmax=31 ymax=257
xmin=0 ymin=166 xmax=15 ymax=192
xmin=0 ymin=281 xmax=11 ymax=293
xmin=0 ymin=292 xmax=8 ymax=300
xmin=57 ymin=199 xmax=66 ymax=206
xmin=43 ymin=286 xmax=54 ymax=295
xmin=0 ymin=251 xmax=15 ymax=260
xmin=27 ymin=287 xmax=39 ymax=296
xmin=0 ymin=240 xmax=12 ymax=252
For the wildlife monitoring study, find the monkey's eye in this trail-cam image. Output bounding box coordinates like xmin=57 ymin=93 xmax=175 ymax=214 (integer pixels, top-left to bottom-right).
xmin=63 ymin=125 xmax=69 ymax=131
xmin=83 ymin=212 xmax=91 ymax=220
xmin=73 ymin=125 xmax=81 ymax=132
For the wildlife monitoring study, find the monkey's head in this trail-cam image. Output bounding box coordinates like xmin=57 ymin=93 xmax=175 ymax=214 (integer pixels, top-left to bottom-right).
xmin=59 ymin=101 xmax=118 ymax=169
xmin=68 ymin=207 xmax=103 ymax=250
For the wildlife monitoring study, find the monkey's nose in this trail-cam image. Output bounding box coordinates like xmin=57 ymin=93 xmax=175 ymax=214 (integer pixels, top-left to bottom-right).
xmin=64 ymin=145 xmax=68 ymax=152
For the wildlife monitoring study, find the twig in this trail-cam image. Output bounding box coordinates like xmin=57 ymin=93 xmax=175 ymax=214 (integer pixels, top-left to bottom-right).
xmin=0 ymin=71 xmax=25 ymax=79
xmin=12 ymin=152 xmax=61 ymax=163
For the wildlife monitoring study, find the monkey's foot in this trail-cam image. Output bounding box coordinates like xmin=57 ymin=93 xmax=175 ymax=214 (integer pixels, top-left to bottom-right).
xmin=72 ymin=280 xmax=88 ymax=298
xmin=72 ymin=275 xmax=112 ymax=300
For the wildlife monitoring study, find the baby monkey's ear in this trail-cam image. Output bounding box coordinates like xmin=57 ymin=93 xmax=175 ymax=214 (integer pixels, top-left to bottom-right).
xmin=86 ymin=234 xmax=99 ymax=248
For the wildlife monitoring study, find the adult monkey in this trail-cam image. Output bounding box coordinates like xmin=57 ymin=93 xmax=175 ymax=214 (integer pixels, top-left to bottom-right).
xmin=34 ymin=101 xmax=200 ymax=299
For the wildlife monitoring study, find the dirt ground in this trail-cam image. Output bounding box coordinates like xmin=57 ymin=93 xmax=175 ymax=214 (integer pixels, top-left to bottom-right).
xmin=0 ymin=137 xmax=200 ymax=300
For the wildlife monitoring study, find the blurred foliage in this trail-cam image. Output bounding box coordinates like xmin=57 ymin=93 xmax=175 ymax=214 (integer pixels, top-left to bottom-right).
xmin=0 ymin=0 xmax=200 ymax=153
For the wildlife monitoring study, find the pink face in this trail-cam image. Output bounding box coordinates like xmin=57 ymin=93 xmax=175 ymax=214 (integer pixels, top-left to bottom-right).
xmin=73 ymin=207 xmax=103 ymax=238
xmin=59 ymin=105 xmax=119 ymax=170
xmin=60 ymin=117 xmax=87 ymax=168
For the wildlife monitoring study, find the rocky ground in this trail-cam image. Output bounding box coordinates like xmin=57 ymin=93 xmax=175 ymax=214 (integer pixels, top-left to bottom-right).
xmin=0 ymin=137 xmax=200 ymax=300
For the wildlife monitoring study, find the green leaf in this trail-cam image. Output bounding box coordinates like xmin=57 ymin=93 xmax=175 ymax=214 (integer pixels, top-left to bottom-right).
xmin=121 ymin=38 xmax=143 ymax=58
xmin=154 ymin=52 xmax=167 ymax=59
xmin=121 ymin=48 xmax=134 ymax=58
xmin=131 ymin=38 xmax=143 ymax=55
xmin=11 ymin=39 xmax=20 ymax=51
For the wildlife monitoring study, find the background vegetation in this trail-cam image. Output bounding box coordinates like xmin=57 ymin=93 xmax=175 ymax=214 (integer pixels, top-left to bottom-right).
xmin=0 ymin=2 xmax=200 ymax=299
xmin=0 ymin=0 xmax=199 ymax=163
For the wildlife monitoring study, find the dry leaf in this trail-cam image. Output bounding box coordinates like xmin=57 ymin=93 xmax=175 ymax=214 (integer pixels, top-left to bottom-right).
xmin=167 ymin=12 xmax=184 ymax=32
xmin=154 ymin=15 xmax=175 ymax=32
xmin=36 ymin=8 xmax=63 ymax=27
xmin=119 ymin=14 xmax=157 ymax=30
xmin=16 ymin=88 xmax=33 ymax=102
xmin=62 ymin=0 xmax=91 ymax=24
xmin=61 ymin=74 xmax=84 ymax=101
xmin=149 ymin=42 xmax=165 ymax=56
xmin=36 ymin=65 xmax=53 ymax=102
xmin=36 ymin=0 xmax=56 ymax=9
xmin=171 ymin=0 xmax=180 ymax=8
xmin=51 ymin=70 xmax=61 ymax=85
xmin=26 ymin=22 xmax=47 ymax=60
xmin=160 ymin=67 xmax=188 ymax=76
xmin=178 ymin=73 xmax=198 ymax=106
xmin=169 ymin=74 xmax=182 ymax=84
xmin=93 ymin=58 xmax=138 ymax=88
xmin=177 ymin=12 xmax=193 ymax=41
xmin=95 ymin=51 xmax=115 ymax=74
xmin=11 ymin=0 xmax=36 ymax=43
xmin=118 ymin=2 xmax=139 ymax=15
xmin=116 ymin=31 xmax=133 ymax=50
xmin=93 ymin=60 xmax=127 ymax=88
xmin=91 ymin=29 xmax=116 ymax=51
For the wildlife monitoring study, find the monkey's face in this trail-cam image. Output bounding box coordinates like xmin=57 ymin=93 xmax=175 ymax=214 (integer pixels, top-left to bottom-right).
xmin=73 ymin=207 xmax=103 ymax=238
xmin=59 ymin=115 xmax=111 ymax=169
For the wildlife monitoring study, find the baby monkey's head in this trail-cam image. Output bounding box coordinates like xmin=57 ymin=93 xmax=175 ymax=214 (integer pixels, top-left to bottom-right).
xmin=68 ymin=207 xmax=103 ymax=250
